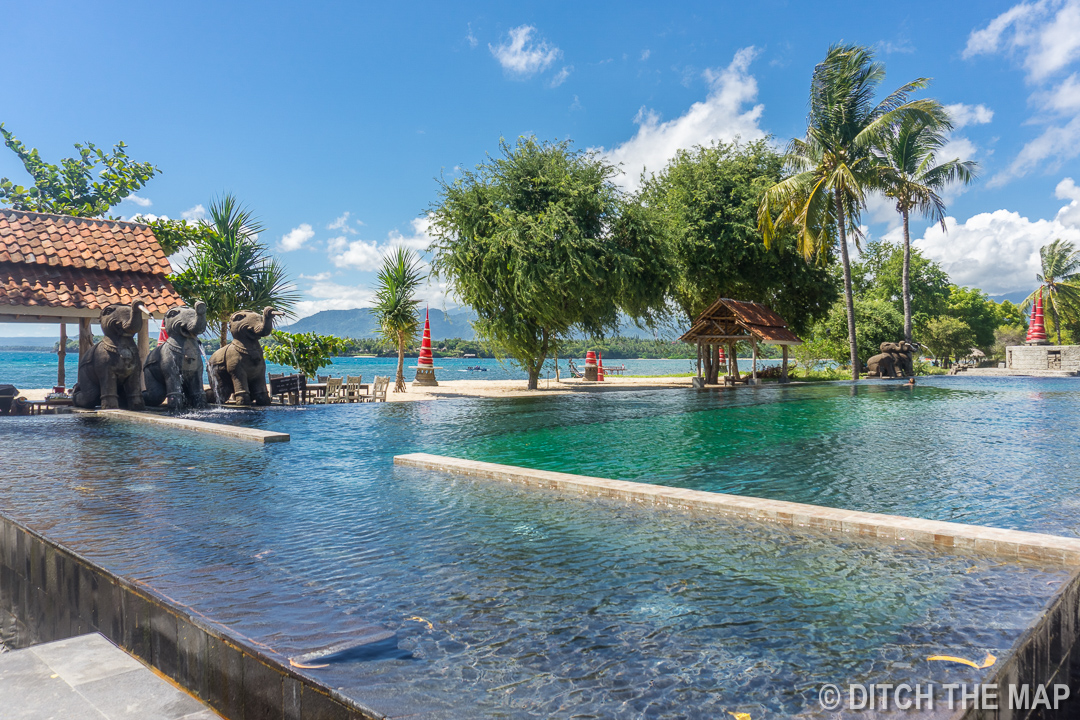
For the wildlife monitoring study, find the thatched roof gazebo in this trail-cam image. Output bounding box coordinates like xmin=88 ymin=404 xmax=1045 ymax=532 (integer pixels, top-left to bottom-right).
xmin=0 ymin=209 xmax=180 ymax=388
xmin=680 ymin=298 xmax=802 ymax=385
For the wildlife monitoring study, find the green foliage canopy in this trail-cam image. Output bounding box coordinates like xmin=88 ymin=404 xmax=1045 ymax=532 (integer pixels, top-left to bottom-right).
xmin=429 ymin=137 xmax=669 ymax=389
xmin=852 ymin=241 xmax=950 ymax=320
xmin=921 ymin=316 xmax=975 ymax=365
xmin=144 ymin=217 xmax=217 ymax=256
xmin=264 ymin=331 xmax=347 ymax=378
xmin=818 ymin=298 xmax=903 ymax=366
xmin=641 ymin=139 xmax=837 ymax=335
xmin=0 ymin=124 xmax=158 ymax=217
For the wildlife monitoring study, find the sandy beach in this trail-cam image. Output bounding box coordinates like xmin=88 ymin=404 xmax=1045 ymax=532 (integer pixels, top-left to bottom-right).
xmin=19 ymin=375 xmax=696 ymax=404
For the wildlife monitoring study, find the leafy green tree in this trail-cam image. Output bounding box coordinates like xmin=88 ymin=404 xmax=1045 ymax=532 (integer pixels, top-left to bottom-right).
xmin=144 ymin=217 xmax=217 ymax=256
xmin=642 ymin=139 xmax=837 ymax=333
xmin=944 ymin=285 xmax=998 ymax=349
xmin=430 ymin=137 xmax=670 ymax=390
xmin=264 ymin=331 xmax=347 ymax=378
xmin=1020 ymin=239 xmax=1080 ymax=345
xmin=992 ymin=324 xmax=1027 ymax=359
xmin=168 ymin=194 xmax=297 ymax=344
xmin=0 ymin=124 xmax=158 ymax=217
xmin=996 ymin=299 xmax=1025 ymax=328
xmin=851 ymin=241 xmax=950 ymax=319
xmin=875 ymin=116 xmax=975 ymax=341
xmin=921 ymin=316 xmax=975 ymax=367
xmin=759 ymin=44 xmax=946 ymax=379
xmin=818 ymin=297 xmax=903 ymax=367
xmin=373 ymin=247 xmax=425 ymax=392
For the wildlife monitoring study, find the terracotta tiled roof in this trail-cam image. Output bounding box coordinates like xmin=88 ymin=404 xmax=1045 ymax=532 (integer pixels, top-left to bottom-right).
xmin=0 ymin=209 xmax=179 ymax=317
xmin=0 ymin=209 xmax=172 ymax=275
xmin=0 ymin=262 xmax=182 ymax=315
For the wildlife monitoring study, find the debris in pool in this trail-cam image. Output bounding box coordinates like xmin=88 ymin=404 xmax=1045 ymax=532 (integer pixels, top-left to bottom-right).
xmin=407 ymin=615 xmax=434 ymax=630
xmin=927 ymin=652 xmax=996 ymax=669
xmin=289 ymin=628 xmax=399 ymax=669
xmin=728 ymin=713 xmax=751 ymax=720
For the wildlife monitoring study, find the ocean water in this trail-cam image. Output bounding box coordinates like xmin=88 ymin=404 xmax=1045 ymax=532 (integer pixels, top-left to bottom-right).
xmin=0 ymin=380 xmax=1072 ymax=718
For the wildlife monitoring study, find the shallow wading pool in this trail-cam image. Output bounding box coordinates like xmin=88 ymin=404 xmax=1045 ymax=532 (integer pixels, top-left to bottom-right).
xmin=0 ymin=377 xmax=1076 ymax=717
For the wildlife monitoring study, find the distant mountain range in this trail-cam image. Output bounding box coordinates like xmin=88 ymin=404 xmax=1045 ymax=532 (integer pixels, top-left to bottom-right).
xmin=280 ymin=308 xmax=675 ymax=341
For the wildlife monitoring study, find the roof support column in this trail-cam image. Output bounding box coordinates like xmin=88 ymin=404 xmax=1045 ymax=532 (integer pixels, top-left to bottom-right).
xmin=751 ymin=338 xmax=758 ymax=382
xmin=57 ymin=323 xmax=67 ymax=389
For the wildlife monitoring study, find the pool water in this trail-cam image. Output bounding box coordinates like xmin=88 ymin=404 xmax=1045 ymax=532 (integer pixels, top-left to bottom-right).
xmin=0 ymin=378 xmax=1074 ymax=718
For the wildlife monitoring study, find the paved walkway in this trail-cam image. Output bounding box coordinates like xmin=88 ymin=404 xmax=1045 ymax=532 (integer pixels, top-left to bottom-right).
xmin=0 ymin=633 xmax=218 ymax=720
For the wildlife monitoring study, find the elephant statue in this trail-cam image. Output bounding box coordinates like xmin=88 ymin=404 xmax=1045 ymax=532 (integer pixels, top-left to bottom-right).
xmin=143 ymin=301 xmax=208 ymax=411
xmin=865 ymin=352 xmax=898 ymax=378
xmin=73 ymin=300 xmax=147 ymax=410
xmin=208 ymin=306 xmax=283 ymax=406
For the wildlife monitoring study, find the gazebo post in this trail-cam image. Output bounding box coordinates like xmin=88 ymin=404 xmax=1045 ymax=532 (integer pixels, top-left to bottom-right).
xmin=696 ymin=343 xmax=702 ymax=379
xmin=751 ymin=337 xmax=758 ymax=382
xmin=730 ymin=342 xmax=739 ymax=380
xmin=57 ymin=323 xmax=67 ymax=388
xmin=79 ymin=317 xmax=93 ymax=356
xmin=781 ymin=344 xmax=789 ymax=383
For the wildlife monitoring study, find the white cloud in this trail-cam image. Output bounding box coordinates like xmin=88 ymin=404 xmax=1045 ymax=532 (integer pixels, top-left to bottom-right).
xmin=597 ymin=47 xmax=766 ymax=191
xmin=549 ymin=65 xmax=572 ymax=88
xmin=181 ymin=204 xmax=207 ymax=222
xmin=992 ymin=113 xmax=1080 ymax=185
xmin=913 ymin=182 xmax=1080 ymax=294
xmin=330 ymin=217 xmax=434 ymax=271
xmin=279 ymin=223 xmax=315 ymax=252
xmin=122 ymin=194 xmax=152 ymax=207
xmin=466 ymin=24 xmax=478 ymax=49
xmin=327 ymin=211 xmax=360 ymax=234
xmin=489 ymin=25 xmax=560 ymax=77
xmin=945 ymin=103 xmax=995 ymax=128
xmin=641 ymin=49 xmax=651 ymax=61
xmin=292 ymin=280 xmax=376 ymax=319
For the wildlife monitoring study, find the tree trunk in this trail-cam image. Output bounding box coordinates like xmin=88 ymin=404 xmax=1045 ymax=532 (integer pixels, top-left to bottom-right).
xmin=395 ymin=330 xmax=406 ymax=392
xmin=527 ymin=329 xmax=549 ymax=391
xmin=1053 ymin=300 xmax=1061 ymax=345
xmin=219 ymin=321 xmax=228 ymax=347
xmin=835 ymin=186 xmax=859 ymax=380
xmin=902 ymin=207 xmax=912 ymax=344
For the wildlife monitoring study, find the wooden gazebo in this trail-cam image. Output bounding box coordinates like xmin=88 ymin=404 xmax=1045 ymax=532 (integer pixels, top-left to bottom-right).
xmin=0 ymin=209 xmax=181 ymax=387
xmin=680 ymin=298 xmax=802 ymax=385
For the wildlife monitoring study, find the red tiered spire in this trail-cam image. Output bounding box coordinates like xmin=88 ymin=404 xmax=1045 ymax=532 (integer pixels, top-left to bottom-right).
xmin=1026 ymin=288 xmax=1049 ymax=343
xmin=418 ymin=308 xmax=434 ymax=367
xmin=718 ymin=345 xmax=726 ymax=362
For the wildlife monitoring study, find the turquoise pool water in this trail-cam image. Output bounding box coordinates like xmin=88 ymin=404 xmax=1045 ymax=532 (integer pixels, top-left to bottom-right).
xmin=0 ymin=378 xmax=1073 ymax=717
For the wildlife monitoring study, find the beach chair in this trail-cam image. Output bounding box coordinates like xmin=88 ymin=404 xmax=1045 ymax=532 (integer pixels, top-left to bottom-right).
xmin=365 ymin=376 xmax=389 ymax=403
xmin=344 ymin=375 xmax=364 ymax=402
xmin=0 ymin=385 xmax=17 ymax=416
xmin=314 ymin=377 xmax=344 ymax=404
xmin=567 ymin=358 xmax=584 ymax=379
xmin=317 ymin=375 xmax=330 ymax=383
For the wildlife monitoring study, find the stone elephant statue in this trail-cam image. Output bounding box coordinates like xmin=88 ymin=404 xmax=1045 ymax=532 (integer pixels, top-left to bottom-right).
xmin=73 ymin=300 xmax=147 ymax=410
xmin=866 ymin=352 xmax=898 ymax=378
xmin=143 ymin=301 xmax=208 ymax=411
xmin=881 ymin=341 xmax=916 ymax=376
xmin=208 ymin=306 xmax=283 ymax=406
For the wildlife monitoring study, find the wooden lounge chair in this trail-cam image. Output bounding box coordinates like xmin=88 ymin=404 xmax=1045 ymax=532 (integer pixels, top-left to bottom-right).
xmin=317 ymin=375 xmax=330 ymax=383
xmin=344 ymin=375 xmax=364 ymax=403
xmin=314 ymin=377 xmax=344 ymax=404
xmin=365 ymin=376 xmax=389 ymax=402
xmin=0 ymin=384 xmax=17 ymax=416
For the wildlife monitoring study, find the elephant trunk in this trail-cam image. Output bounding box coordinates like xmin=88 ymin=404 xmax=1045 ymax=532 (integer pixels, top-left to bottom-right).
xmin=125 ymin=299 xmax=146 ymax=335
xmin=256 ymin=306 xmax=278 ymax=337
xmin=189 ymin=301 xmax=208 ymax=337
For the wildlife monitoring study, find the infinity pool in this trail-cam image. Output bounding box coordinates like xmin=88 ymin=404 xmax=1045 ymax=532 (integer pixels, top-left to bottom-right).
xmin=0 ymin=378 xmax=1075 ymax=718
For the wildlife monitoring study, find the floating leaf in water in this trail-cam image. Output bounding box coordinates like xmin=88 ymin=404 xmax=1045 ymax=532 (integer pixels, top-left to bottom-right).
xmin=927 ymin=652 xmax=995 ymax=669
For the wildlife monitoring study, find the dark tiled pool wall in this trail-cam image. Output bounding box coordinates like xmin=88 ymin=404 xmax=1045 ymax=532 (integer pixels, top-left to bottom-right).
xmin=0 ymin=512 xmax=384 ymax=720
xmin=965 ymin=567 xmax=1080 ymax=720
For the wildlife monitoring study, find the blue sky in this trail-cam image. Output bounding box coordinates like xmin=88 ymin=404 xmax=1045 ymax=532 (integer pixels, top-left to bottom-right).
xmin=6 ymin=0 xmax=1080 ymax=335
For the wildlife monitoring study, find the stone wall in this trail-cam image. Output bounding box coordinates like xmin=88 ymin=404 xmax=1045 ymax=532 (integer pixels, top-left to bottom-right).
xmin=1007 ymin=345 xmax=1080 ymax=372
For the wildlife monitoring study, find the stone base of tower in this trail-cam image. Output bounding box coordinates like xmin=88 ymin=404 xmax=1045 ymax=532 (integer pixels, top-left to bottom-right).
xmin=413 ymin=366 xmax=439 ymax=386
xmin=1007 ymin=344 xmax=1080 ymax=372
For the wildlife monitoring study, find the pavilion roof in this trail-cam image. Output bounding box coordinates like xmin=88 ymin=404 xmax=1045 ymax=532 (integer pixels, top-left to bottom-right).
xmin=0 ymin=209 xmax=180 ymax=319
xmin=679 ymin=297 xmax=802 ymax=346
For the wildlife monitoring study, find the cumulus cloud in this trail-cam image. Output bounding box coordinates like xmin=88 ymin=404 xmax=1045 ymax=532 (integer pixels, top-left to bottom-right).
xmin=912 ymin=178 xmax=1080 ymax=294
xmin=279 ymin=223 xmax=315 ymax=252
xmin=330 ymin=217 xmax=434 ymax=271
xmin=945 ymin=103 xmax=995 ymax=128
xmin=489 ymin=25 xmax=560 ymax=77
xmin=597 ymin=47 xmax=766 ymax=191
xmin=291 ymin=280 xmax=376 ymax=320
xmin=181 ymin=204 xmax=207 ymax=221
xmin=327 ymin=211 xmax=360 ymax=233
xmin=549 ymin=65 xmax=573 ymax=87
xmin=122 ymin=194 xmax=152 ymax=207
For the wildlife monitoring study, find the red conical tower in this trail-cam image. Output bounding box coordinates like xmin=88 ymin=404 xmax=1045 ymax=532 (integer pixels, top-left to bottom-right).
xmin=1026 ymin=288 xmax=1049 ymax=345
xmin=413 ymin=307 xmax=440 ymax=385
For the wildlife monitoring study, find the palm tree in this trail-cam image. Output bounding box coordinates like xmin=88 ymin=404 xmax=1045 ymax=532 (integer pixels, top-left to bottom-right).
xmin=1022 ymin=239 xmax=1080 ymax=345
xmin=876 ymin=116 xmax=976 ymax=342
xmin=373 ymin=247 xmax=425 ymax=392
xmin=169 ymin=194 xmax=297 ymax=344
xmin=759 ymin=44 xmax=947 ymax=379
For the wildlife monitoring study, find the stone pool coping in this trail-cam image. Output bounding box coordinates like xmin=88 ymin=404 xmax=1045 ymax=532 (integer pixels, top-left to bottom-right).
xmin=88 ymin=409 xmax=290 ymax=443
xmin=394 ymin=453 xmax=1080 ymax=566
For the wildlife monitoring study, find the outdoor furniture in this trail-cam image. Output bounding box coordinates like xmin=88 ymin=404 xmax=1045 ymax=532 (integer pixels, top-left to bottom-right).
xmin=365 ymin=376 xmax=389 ymax=402
xmin=313 ymin=377 xmax=341 ymax=405
xmin=0 ymin=385 xmax=17 ymax=416
xmin=344 ymin=376 xmax=368 ymax=403
xmin=317 ymin=375 xmax=330 ymax=383
xmin=304 ymin=382 xmax=326 ymax=403
xmin=270 ymin=374 xmax=306 ymax=405
xmin=567 ymin=358 xmax=584 ymax=379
